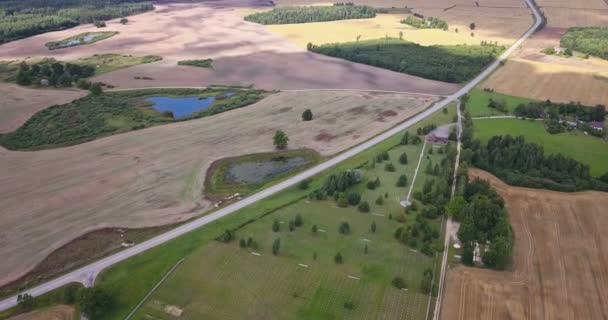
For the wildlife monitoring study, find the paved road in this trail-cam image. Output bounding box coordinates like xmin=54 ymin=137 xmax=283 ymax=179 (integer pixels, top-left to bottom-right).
xmin=0 ymin=0 xmax=542 ymax=311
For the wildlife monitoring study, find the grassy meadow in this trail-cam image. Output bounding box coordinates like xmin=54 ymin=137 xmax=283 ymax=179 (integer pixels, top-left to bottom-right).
xmin=473 ymin=118 xmax=608 ymax=176
xmin=93 ymin=103 xmax=456 ymax=320
xmin=45 ymin=31 xmax=119 ymax=50
xmin=466 ymin=88 xmax=533 ymax=117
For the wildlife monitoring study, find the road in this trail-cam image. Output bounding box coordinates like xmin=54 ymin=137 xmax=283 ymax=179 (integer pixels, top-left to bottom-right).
xmin=0 ymin=0 xmax=542 ymax=311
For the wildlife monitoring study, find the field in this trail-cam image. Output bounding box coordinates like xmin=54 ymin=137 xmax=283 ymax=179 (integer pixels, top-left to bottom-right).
xmin=4 ymin=305 xmax=74 ymax=320
xmin=0 ymin=83 xmax=86 ymax=133
xmin=473 ymin=118 xmax=608 ymax=176
xmin=0 ymin=90 xmax=436 ymax=290
xmin=0 ymin=3 xmax=458 ymax=94
xmin=466 ymin=89 xmax=533 ymax=117
xmin=441 ymin=169 xmax=608 ymax=320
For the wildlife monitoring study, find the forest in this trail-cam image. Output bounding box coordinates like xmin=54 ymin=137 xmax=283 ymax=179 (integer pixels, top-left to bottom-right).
xmin=244 ymin=4 xmax=376 ymax=25
xmin=309 ymin=39 xmax=504 ymax=83
xmin=561 ymin=27 xmax=608 ymax=60
xmin=15 ymin=60 xmax=95 ymax=87
xmin=401 ymin=16 xmax=448 ymax=30
xmin=0 ymin=0 xmax=153 ymax=44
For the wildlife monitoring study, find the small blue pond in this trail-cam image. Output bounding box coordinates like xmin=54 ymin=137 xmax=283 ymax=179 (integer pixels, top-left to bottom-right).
xmin=146 ymin=96 xmax=216 ymax=119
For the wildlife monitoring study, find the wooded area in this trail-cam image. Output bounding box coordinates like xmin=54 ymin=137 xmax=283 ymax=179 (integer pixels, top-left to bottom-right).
xmin=244 ymin=4 xmax=376 ymax=25
xmin=309 ymin=39 xmax=503 ymax=83
xmin=401 ymin=16 xmax=448 ymax=30
xmin=561 ymin=27 xmax=608 ymax=60
xmin=0 ymin=0 xmax=153 ymax=44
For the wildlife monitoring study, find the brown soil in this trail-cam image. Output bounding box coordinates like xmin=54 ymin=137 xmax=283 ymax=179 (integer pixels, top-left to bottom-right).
xmin=0 ymin=83 xmax=86 ymax=134
xmin=0 ymin=90 xmax=435 ymax=287
xmin=7 ymin=305 xmax=74 ymax=320
xmin=441 ymin=169 xmax=608 ymax=320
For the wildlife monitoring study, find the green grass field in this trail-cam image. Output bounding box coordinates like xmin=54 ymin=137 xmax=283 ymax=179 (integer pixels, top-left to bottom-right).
xmin=45 ymin=32 xmax=119 ymax=50
xmin=92 ymin=103 xmax=455 ymax=320
xmin=75 ymin=54 xmax=162 ymax=75
xmin=474 ymin=118 xmax=608 ymax=176
xmin=466 ymin=88 xmax=533 ymax=117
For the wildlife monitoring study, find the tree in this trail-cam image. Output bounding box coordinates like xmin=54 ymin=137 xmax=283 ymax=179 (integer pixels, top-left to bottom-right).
xmin=400 ymin=132 xmax=410 ymax=145
xmin=302 ymin=109 xmax=313 ymax=121
xmin=312 ymin=224 xmax=318 ymax=234
xmin=396 ymin=174 xmax=408 ymax=187
xmin=469 ymin=22 xmax=476 ymax=30
xmin=385 ymin=162 xmax=396 ymax=172
xmin=420 ymin=268 xmax=433 ymax=294
xmin=239 ymin=238 xmax=247 ymax=247
xmin=482 ymin=236 xmax=512 ymax=269
xmin=364 ymin=244 xmax=369 ymax=254
xmin=294 ymin=213 xmax=303 ymax=227
xmin=347 ymin=192 xmax=361 ymax=205
xmin=94 ymin=20 xmax=107 ymax=28
xmin=17 ymin=293 xmax=35 ymax=311
xmin=289 ymin=220 xmax=295 ymax=231
xmin=272 ymin=238 xmax=281 ymax=255
xmin=462 ymin=242 xmax=474 ymax=266
xmin=358 ymin=201 xmax=370 ymax=213
xmin=399 ymin=152 xmax=408 ymax=164
xmin=78 ymin=287 xmax=113 ymax=319
xmin=392 ymin=277 xmax=407 ymax=289
xmin=89 ymin=82 xmax=103 ymax=95
xmin=445 ymin=196 xmax=467 ymax=219
xmin=120 ymin=17 xmax=129 ymax=24
xmin=272 ymin=219 xmax=280 ymax=232
xmin=367 ymin=180 xmax=377 ymax=190
xmin=299 ymin=179 xmax=311 ymax=189
xmin=273 ymin=130 xmax=289 ymax=149
xmin=339 ymin=221 xmax=350 ymax=234
xmin=337 ymin=193 xmax=348 ymax=207
xmin=371 ymin=221 xmax=376 ymax=233
xmin=334 ymin=252 xmax=343 ymax=264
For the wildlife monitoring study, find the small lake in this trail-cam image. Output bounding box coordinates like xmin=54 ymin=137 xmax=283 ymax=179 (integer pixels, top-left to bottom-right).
xmin=226 ymin=157 xmax=309 ymax=184
xmin=146 ymin=96 xmax=216 ymax=119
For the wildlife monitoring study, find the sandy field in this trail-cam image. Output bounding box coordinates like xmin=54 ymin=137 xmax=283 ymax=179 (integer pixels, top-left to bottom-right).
xmin=0 ymin=83 xmax=86 ymax=134
xmin=538 ymin=0 xmax=608 ymax=28
xmin=0 ymin=3 xmax=457 ymax=95
xmin=8 ymin=305 xmax=74 ymax=320
xmin=267 ymin=0 xmax=533 ymax=45
xmin=482 ymin=24 xmax=608 ymax=105
xmin=441 ymin=169 xmax=608 ymax=320
xmin=0 ymin=90 xmax=435 ymax=287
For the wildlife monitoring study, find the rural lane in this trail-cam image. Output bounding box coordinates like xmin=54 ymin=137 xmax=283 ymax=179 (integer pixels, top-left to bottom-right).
xmin=0 ymin=0 xmax=542 ymax=312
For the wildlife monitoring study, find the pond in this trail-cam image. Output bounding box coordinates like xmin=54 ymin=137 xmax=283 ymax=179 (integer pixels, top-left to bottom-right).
xmin=146 ymin=96 xmax=216 ymax=119
xmin=65 ymin=34 xmax=98 ymax=47
xmin=226 ymin=157 xmax=309 ymax=184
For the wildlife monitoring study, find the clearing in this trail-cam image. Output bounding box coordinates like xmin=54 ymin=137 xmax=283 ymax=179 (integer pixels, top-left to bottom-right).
xmin=0 ymin=3 xmax=457 ymax=94
xmin=473 ymin=118 xmax=608 ymax=176
xmin=0 ymin=90 xmax=435 ymax=289
xmin=441 ymin=169 xmax=608 ymax=320
xmin=466 ymin=88 xmax=533 ymax=117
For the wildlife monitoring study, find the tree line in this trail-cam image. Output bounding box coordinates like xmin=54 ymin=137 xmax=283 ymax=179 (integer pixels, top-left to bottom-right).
xmin=560 ymin=27 xmax=608 ymax=60
xmin=515 ymin=100 xmax=606 ymax=123
xmin=309 ymin=39 xmax=504 ymax=83
xmin=244 ymin=4 xmax=376 ymax=25
xmin=401 ymin=16 xmax=448 ymax=30
xmin=0 ymin=0 xmax=153 ymax=44
xmin=15 ymin=60 xmax=96 ymax=87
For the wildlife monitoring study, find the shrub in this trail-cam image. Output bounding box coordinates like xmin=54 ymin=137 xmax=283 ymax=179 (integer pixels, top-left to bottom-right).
xmin=375 ymin=195 xmax=384 ymax=205
xmin=358 ymin=201 xmax=370 ymax=213
xmin=239 ymin=239 xmax=247 ymax=247
xmin=337 ymin=193 xmax=349 ymax=207
xmin=294 ymin=213 xmax=303 ymax=227
xmin=312 ymin=224 xmax=318 ymax=234
xmin=385 ymin=163 xmax=396 ymax=172
xmin=120 ymin=17 xmax=129 ymax=24
xmin=273 ymin=130 xmax=289 ymax=149
xmin=78 ymin=287 xmax=113 ymax=318
xmin=399 ymin=152 xmax=408 ymax=164
xmin=289 ymin=220 xmax=295 ymax=231
xmin=392 ymin=277 xmax=407 ymax=289
xmin=344 ymin=301 xmax=354 ymax=309
xmin=335 ymin=252 xmax=344 ymax=264
xmin=339 ymin=221 xmax=351 ymax=234
xmin=94 ymin=20 xmax=106 ymax=28
xmin=272 ymin=238 xmax=281 ymax=255
xmin=302 ymin=109 xmax=313 ymax=121
xmin=272 ymin=219 xmax=280 ymax=232
xmin=299 ymin=179 xmax=311 ymax=190
xmin=396 ymin=175 xmax=408 ymax=187
xmin=371 ymin=221 xmax=377 ymax=233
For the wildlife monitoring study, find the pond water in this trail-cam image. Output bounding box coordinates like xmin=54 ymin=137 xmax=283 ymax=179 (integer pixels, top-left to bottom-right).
xmin=226 ymin=157 xmax=309 ymax=184
xmin=146 ymin=96 xmax=216 ymax=119
xmin=64 ymin=34 xmax=98 ymax=47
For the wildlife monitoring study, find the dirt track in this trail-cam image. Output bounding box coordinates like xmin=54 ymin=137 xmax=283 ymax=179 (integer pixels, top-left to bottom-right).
xmin=0 ymin=3 xmax=458 ymax=94
xmin=0 ymin=90 xmax=434 ymax=287
xmin=441 ymin=169 xmax=608 ymax=320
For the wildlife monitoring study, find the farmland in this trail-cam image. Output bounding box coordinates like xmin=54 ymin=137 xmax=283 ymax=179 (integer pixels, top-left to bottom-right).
xmin=0 ymin=90 xmax=436 ymax=292
xmin=93 ymin=104 xmax=456 ymax=320
xmin=441 ymin=169 xmax=608 ymax=320
xmin=473 ymin=118 xmax=608 ymax=177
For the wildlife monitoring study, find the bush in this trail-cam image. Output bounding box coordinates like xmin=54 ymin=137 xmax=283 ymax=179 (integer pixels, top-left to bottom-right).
xmin=375 ymin=195 xmax=384 ymax=205
xmin=337 ymin=193 xmax=349 ymax=207
xmin=385 ymin=163 xmax=396 ymax=172
xmin=339 ymin=221 xmax=351 ymax=234
xmin=294 ymin=213 xmax=303 ymax=227
xmin=358 ymin=201 xmax=370 ymax=213
xmin=78 ymin=287 xmax=113 ymax=318
xmin=392 ymin=277 xmax=407 ymax=289
xmin=311 ymin=224 xmax=318 ymax=234
xmin=289 ymin=220 xmax=295 ymax=231
xmin=371 ymin=221 xmax=377 ymax=233
xmin=272 ymin=238 xmax=281 ymax=255
xmin=366 ymin=180 xmax=377 ymax=190
xmin=399 ymin=152 xmax=408 ymax=164
xmin=344 ymin=301 xmax=354 ymax=309
xmin=120 ymin=17 xmax=129 ymax=24
xmin=273 ymin=130 xmax=289 ymax=149
xmin=302 ymin=109 xmax=313 ymax=121
xmin=94 ymin=20 xmax=106 ymax=28
xmin=299 ymin=179 xmax=311 ymax=190
xmin=272 ymin=219 xmax=280 ymax=232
